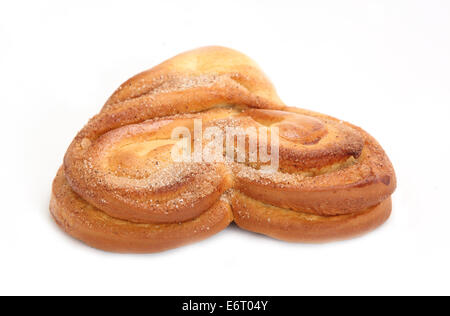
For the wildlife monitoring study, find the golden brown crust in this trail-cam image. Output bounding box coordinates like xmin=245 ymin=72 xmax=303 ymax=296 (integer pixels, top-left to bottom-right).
xmin=50 ymin=46 xmax=396 ymax=252
xmin=232 ymin=110 xmax=396 ymax=216
xmin=65 ymin=110 xmax=235 ymax=224
xmin=230 ymin=190 xmax=392 ymax=243
xmin=51 ymin=168 xmax=233 ymax=253
xmin=103 ymin=46 xmax=284 ymax=109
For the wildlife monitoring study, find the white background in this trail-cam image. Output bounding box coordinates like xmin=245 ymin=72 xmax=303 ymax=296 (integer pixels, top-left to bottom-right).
xmin=1 ymin=0 xmax=449 ymax=296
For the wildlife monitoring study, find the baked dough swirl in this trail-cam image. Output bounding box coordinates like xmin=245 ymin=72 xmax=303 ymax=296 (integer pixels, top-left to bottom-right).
xmin=50 ymin=46 xmax=396 ymax=252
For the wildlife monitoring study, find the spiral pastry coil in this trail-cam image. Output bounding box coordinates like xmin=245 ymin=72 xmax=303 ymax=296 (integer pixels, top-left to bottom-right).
xmin=50 ymin=46 xmax=396 ymax=252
